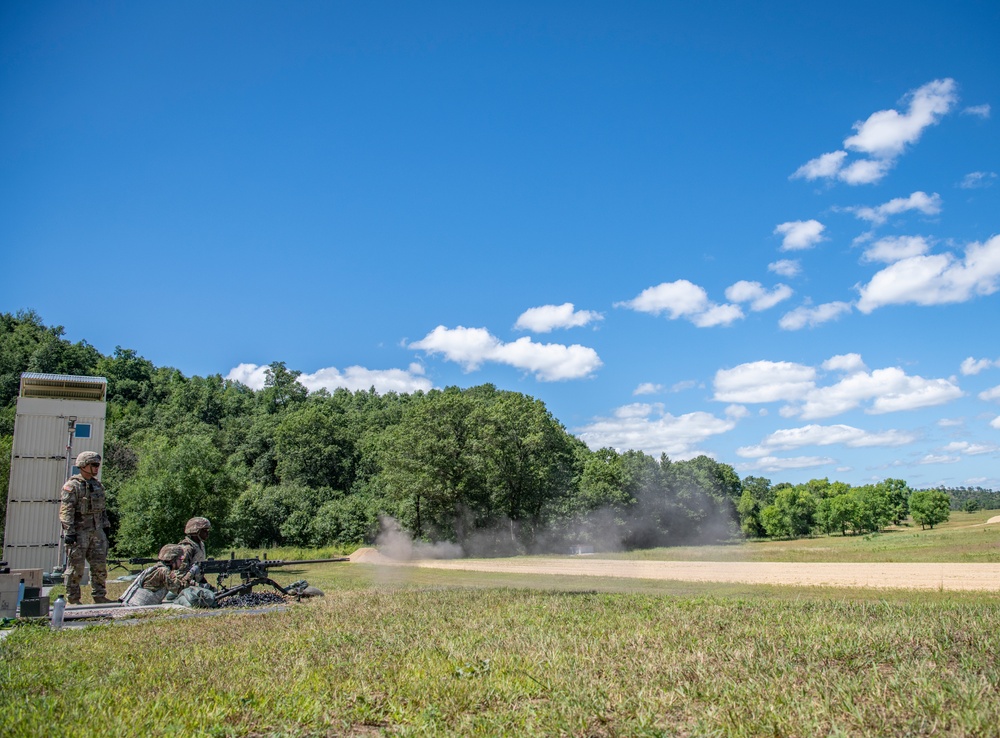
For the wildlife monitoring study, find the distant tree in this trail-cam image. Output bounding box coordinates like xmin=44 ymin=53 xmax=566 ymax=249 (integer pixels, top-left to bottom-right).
xmin=909 ymin=490 xmax=951 ymax=529
xmin=963 ymin=499 xmax=981 ymax=513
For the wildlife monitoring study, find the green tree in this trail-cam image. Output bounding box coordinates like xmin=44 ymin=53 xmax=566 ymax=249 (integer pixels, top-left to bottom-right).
xmin=909 ymin=490 xmax=951 ymax=529
xmin=115 ymin=434 xmax=235 ymax=555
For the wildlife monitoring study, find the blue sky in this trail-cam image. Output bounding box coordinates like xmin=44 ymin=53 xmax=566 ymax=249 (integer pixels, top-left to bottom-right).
xmin=3 ymin=1 xmax=999 ymax=488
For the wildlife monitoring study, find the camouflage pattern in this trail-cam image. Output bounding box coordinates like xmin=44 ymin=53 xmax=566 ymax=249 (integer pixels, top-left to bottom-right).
xmin=158 ymin=544 xmax=184 ymax=563
xmin=60 ymin=473 xmax=110 ymax=602
xmin=59 ymin=474 xmax=110 ymax=532
xmin=184 ymin=517 xmax=211 ymax=535
xmin=176 ymin=534 xmax=207 ymax=576
xmin=64 ymin=528 xmax=109 ymax=601
xmin=120 ymin=561 xmax=193 ymax=606
xmin=75 ymin=451 xmax=102 ymax=467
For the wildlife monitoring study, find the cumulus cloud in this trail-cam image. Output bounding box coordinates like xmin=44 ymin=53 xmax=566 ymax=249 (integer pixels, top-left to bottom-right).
xmin=775 ymin=220 xmax=826 ymax=251
xmin=575 ymin=403 xmax=737 ymax=459
xmin=739 ymin=456 xmax=835 ymax=473
xmin=843 ymin=78 xmax=957 ymax=158
xmin=960 ymin=171 xmax=997 ymax=189
xmin=856 ymin=235 xmax=1000 ymax=313
xmin=979 ymin=385 xmax=1000 ymax=402
xmin=919 ymin=454 xmax=961 ymax=465
xmin=714 ymin=354 xmax=963 ymax=419
xmin=992 ymin=416 xmax=1000 ymax=430
xmin=961 ymin=357 xmax=1000 ymax=375
xmin=725 ymin=281 xmax=794 ymax=311
xmin=851 ymin=191 xmax=942 ymax=225
xmin=862 ymin=235 xmax=932 ymax=264
xmin=962 ymin=104 xmax=991 ymax=118
xmin=941 ymin=441 xmax=998 ymax=456
xmin=616 ymin=279 xmax=743 ymax=327
xmin=409 ymin=326 xmax=602 ymax=381
xmin=514 ymin=302 xmax=603 ymax=333
xmin=791 ymin=151 xmax=848 ymax=181
xmin=714 ymin=361 xmax=817 ymax=403
xmin=778 ymin=301 xmax=852 ymax=330
xmin=226 ymin=362 xmax=433 ymax=394
xmin=737 ymin=423 xmax=917 ymax=458
xmin=768 ymin=259 xmax=802 ymax=278
xmin=633 ymin=382 xmax=664 ymax=396
xmin=791 ymin=79 xmax=958 ymax=185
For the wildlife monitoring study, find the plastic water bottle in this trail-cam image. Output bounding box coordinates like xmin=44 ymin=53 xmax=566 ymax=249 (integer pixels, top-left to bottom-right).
xmin=51 ymin=595 xmax=66 ymax=631
xmin=16 ymin=579 xmax=25 ymax=612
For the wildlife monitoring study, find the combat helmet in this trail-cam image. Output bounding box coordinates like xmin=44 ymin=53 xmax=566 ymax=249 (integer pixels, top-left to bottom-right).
xmin=184 ymin=517 xmax=212 ymax=535
xmin=158 ymin=544 xmax=184 ymax=563
xmin=76 ymin=451 xmax=102 ymax=467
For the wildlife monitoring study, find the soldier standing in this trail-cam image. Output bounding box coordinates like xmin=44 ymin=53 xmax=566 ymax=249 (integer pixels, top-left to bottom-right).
xmin=59 ymin=451 xmax=111 ymax=604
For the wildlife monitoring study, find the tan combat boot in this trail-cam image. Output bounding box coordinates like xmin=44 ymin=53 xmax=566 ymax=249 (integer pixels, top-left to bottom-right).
xmin=92 ymin=595 xmax=111 ymax=604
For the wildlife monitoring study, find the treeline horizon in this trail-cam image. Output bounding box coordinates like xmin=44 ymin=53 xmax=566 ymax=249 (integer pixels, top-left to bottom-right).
xmin=0 ymin=310 xmax=978 ymax=556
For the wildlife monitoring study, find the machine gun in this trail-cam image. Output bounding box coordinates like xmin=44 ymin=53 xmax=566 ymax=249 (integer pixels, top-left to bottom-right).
xmin=190 ymin=553 xmax=349 ymax=601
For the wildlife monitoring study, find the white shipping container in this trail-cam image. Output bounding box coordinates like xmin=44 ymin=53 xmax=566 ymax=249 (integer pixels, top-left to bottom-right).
xmin=3 ymin=373 xmax=107 ymax=573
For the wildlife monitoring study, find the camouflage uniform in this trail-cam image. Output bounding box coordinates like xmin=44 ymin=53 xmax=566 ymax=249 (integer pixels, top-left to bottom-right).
xmin=59 ymin=454 xmax=110 ymax=602
xmin=120 ymin=545 xmax=191 ymax=606
xmin=177 ymin=517 xmax=210 ymax=583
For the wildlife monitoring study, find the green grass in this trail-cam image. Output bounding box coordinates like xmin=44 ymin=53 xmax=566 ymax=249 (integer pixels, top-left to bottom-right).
xmin=5 ymin=515 xmax=1000 ymax=737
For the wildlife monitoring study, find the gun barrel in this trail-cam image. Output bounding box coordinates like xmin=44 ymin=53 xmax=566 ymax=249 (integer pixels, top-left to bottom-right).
xmin=267 ymin=557 xmax=351 ymax=566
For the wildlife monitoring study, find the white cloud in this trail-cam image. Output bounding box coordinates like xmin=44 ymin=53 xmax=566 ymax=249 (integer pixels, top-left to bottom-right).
xmin=937 ymin=418 xmax=964 ymax=427
xmin=962 ymin=357 xmax=1000 ymax=375
xmin=852 ymin=191 xmax=942 ymax=225
xmin=714 ymin=355 xmax=963 ymax=419
xmin=410 ymin=326 xmax=602 ymax=381
xmin=714 ymin=361 xmax=817 ymax=403
xmin=774 ymin=220 xmax=826 ymax=251
xmin=778 ymin=301 xmax=852 ymax=330
xmin=768 ymin=259 xmax=802 ymax=278
xmin=979 ymin=385 xmax=1000 ymax=402
xmin=856 ymin=235 xmax=1000 ymax=313
xmin=959 ymin=171 xmax=997 ymax=189
xmin=671 ymin=380 xmax=699 ymax=392
xmin=737 ymin=423 xmax=917 ymax=458
xmin=991 ymin=416 xmax=1000 ymax=430
xmin=725 ymin=281 xmax=794 ymax=311
xmin=941 ymin=441 xmax=998 ymax=456
xmin=575 ymin=404 xmax=736 ymax=459
xmin=226 ymin=362 xmax=433 ymax=394
xmin=739 ymin=456 xmax=835 ymax=473
xmin=633 ymin=382 xmax=664 ymax=396
xmin=617 ymin=279 xmax=709 ymax=317
xmin=617 ymin=280 xmax=743 ymax=328
xmin=691 ymin=303 xmax=744 ymax=327
xmin=514 ymin=302 xmax=603 ymax=332
xmin=725 ymin=404 xmax=750 ymax=419
xmin=839 ymin=158 xmax=894 ymax=185
xmin=844 ymin=78 xmax=957 ymax=158
xmin=792 ymin=79 xmax=958 ymax=186
xmin=792 ymin=367 xmax=963 ymax=419
xmin=919 ymin=454 xmax=961 ymax=465
xmin=791 ymin=151 xmax=848 ymax=181
xmin=823 ymin=353 xmax=867 ymax=373
xmin=862 ymin=236 xmax=931 ymax=264
xmin=962 ymin=104 xmax=991 ymax=118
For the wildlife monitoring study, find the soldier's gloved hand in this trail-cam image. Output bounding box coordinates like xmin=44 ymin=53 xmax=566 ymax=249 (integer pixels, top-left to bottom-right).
xmin=64 ymin=533 xmax=77 ymax=545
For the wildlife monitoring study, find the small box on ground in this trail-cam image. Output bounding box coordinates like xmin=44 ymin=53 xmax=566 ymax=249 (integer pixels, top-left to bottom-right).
xmin=9 ymin=570 xmax=44 ymax=589
xmin=19 ymin=596 xmax=50 ymax=618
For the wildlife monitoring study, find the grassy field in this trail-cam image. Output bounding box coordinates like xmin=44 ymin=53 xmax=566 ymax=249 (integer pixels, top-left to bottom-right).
xmin=3 ymin=514 xmax=1000 ymax=737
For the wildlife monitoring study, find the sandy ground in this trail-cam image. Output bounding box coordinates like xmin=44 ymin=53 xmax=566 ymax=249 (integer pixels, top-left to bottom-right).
xmin=350 ymin=552 xmax=1000 ymax=591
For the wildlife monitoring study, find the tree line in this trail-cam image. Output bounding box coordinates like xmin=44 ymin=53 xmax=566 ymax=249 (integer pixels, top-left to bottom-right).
xmin=0 ymin=310 xmax=959 ymax=556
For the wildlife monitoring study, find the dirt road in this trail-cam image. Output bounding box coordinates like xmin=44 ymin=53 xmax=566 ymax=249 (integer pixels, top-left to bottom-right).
xmin=408 ymin=557 xmax=1000 ymax=591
